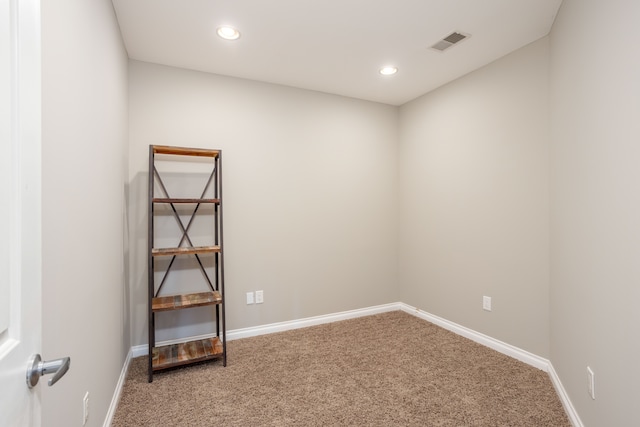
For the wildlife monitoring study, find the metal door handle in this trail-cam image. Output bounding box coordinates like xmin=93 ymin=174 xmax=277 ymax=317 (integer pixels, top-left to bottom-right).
xmin=26 ymin=354 xmax=71 ymax=388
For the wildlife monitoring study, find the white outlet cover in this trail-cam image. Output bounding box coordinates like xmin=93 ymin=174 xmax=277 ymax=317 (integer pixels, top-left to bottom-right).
xmin=587 ymin=366 xmax=595 ymax=399
xmin=255 ymin=290 xmax=264 ymax=304
xmin=246 ymin=292 xmax=254 ymax=304
xmin=483 ymin=296 xmax=492 ymax=311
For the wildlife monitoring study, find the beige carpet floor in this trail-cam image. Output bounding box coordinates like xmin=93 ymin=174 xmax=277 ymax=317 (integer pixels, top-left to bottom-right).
xmin=112 ymin=311 xmax=570 ymax=426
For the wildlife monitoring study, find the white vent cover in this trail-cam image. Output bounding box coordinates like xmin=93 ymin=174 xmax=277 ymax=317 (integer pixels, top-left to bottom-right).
xmin=430 ymin=31 xmax=470 ymax=52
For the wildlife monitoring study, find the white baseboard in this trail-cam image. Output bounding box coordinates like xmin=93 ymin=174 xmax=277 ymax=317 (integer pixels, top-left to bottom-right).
xmin=130 ymin=302 xmax=401 ymax=357
xmin=548 ymin=362 xmax=584 ymax=427
xmin=131 ymin=343 xmax=146 ymax=358
xmin=397 ymin=303 xmax=582 ymax=427
xmin=103 ymin=348 xmax=134 ymax=427
xmin=397 ymin=303 xmax=550 ymax=371
xmin=226 ymin=302 xmax=401 ymax=341
xmin=116 ymin=302 xmax=582 ymax=427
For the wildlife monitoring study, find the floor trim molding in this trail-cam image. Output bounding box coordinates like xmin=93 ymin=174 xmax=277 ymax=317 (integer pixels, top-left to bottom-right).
xmin=130 ymin=302 xmax=401 ymax=358
xmin=103 ymin=347 xmax=133 ymax=427
xmin=226 ymin=302 xmax=401 ymax=341
xmin=548 ymin=361 xmax=584 ymax=427
xmin=396 ymin=303 xmax=582 ymax=427
xmin=116 ymin=302 xmax=582 ymax=427
xmin=397 ymin=303 xmax=549 ymax=371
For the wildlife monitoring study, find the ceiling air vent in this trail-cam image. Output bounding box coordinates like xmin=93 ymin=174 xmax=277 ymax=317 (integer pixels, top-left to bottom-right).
xmin=430 ymin=31 xmax=470 ymax=52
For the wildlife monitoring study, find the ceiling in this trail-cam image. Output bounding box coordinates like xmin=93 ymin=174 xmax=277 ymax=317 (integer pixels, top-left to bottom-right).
xmin=111 ymin=0 xmax=563 ymax=106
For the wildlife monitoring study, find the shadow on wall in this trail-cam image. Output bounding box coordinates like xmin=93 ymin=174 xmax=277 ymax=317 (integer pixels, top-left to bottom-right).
xmin=128 ymin=171 xmax=148 ymax=347
xmin=122 ymin=180 xmax=131 ymax=358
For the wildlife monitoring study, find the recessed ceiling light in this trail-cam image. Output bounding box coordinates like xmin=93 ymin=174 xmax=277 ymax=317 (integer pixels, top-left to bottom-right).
xmin=217 ymin=26 xmax=240 ymax=41
xmin=379 ymin=66 xmax=398 ymax=76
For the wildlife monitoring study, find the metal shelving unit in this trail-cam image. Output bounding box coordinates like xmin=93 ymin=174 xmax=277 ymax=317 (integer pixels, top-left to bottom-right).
xmin=147 ymin=145 xmax=226 ymax=382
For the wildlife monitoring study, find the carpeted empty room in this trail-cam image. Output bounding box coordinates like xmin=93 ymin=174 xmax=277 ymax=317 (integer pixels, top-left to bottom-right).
xmin=112 ymin=311 xmax=570 ymax=426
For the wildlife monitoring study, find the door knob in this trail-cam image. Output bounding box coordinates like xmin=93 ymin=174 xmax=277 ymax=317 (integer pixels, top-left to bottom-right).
xmin=26 ymin=354 xmax=71 ymax=388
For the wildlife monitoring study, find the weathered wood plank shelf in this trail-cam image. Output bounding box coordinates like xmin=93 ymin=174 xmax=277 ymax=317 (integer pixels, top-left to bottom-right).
xmin=152 ymin=291 xmax=222 ymax=312
xmin=152 ymin=337 xmax=224 ymax=371
xmin=151 ymin=246 xmax=221 ymax=257
xmin=153 ymin=145 xmax=220 ymax=157
xmin=153 ymin=198 xmax=220 ymax=204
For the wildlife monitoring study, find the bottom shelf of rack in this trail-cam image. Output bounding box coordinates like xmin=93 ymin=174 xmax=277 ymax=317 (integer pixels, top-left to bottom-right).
xmin=152 ymin=337 xmax=223 ymax=371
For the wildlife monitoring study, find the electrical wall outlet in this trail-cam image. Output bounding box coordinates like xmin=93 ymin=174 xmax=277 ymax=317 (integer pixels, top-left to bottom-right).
xmin=82 ymin=392 xmax=89 ymax=425
xmin=587 ymin=366 xmax=595 ymax=399
xmin=246 ymin=292 xmax=254 ymax=305
xmin=483 ymin=296 xmax=492 ymax=311
xmin=255 ymin=290 xmax=264 ymax=304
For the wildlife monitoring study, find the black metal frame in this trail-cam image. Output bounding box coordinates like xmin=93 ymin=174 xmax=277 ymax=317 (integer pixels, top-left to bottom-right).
xmin=147 ymin=146 xmax=154 ymax=383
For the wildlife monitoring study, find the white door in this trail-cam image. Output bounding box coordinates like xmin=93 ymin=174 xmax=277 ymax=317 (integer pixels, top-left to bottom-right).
xmin=0 ymin=0 xmax=43 ymax=425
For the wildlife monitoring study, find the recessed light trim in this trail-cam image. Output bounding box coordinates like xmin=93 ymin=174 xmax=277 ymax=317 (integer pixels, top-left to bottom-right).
xmin=379 ymin=66 xmax=398 ymax=76
xmin=217 ymin=26 xmax=241 ymax=41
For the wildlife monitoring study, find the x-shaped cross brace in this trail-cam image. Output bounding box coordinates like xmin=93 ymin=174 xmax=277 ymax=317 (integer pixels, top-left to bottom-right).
xmin=153 ymin=165 xmax=218 ymax=297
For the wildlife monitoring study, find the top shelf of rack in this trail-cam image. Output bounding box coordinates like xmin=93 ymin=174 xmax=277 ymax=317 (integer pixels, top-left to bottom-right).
xmin=152 ymin=145 xmax=220 ymax=158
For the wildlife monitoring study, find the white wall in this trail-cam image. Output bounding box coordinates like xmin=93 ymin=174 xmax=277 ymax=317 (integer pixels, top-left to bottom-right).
xmin=549 ymin=0 xmax=640 ymax=425
xmin=128 ymin=61 xmax=398 ymax=346
xmin=398 ymin=38 xmax=551 ymax=357
xmin=40 ymin=0 xmax=128 ymax=426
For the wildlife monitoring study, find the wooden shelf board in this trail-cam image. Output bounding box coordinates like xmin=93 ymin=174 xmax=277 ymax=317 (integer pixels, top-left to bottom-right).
xmin=152 ymin=245 xmax=220 ymax=256
xmin=153 ymin=291 xmax=221 ymax=312
xmin=153 ymin=198 xmax=220 ymax=204
xmin=152 ymin=337 xmax=223 ymax=371
xmin=153 ymin=145 xmax=219 ymax=158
